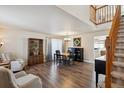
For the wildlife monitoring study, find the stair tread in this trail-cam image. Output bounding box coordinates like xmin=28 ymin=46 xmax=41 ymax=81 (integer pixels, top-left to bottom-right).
xmin=117 ymin=40 xmax=124 ymax=43
xmin=119 ymin=22 xmax=124 ymax=27
xmin=120 ymin=22 xmax=124 ymax=26
xmin=117 ymin=34 xmax=124 ymax=37
xmin=111 ymin=83 xmax=124 ymax=88
xmin=100 ymin=82 xmax=124 ymax=88
xmin=118 ymin=30 xmax=124 ymax=32
xmin=111 ymin=71 xmax=124 ymax=80
xmin=116 ymin=46 xmax=124 ymax=49
xmin=118 ymin=28 xmax=124 ymax=31
xmin=120 ymin=20 xmax=124 ymax=23
xmin=115 ymin=53 xmax=124 ymax=57
xmin=119 ymin=27 xmax=124 ymax=30
xmin=113 ymin=61 xmax=124 ymax=67
xmin=117 ymin=38 xmax=124 ymax=40
xmin=121 ymin=19 xmax=124 ymax=21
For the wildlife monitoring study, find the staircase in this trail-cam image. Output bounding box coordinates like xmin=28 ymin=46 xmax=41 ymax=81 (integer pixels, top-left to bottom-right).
xmin=105 ymin=6 xmax=124 ymax=88
xmin=111 ymin=16 xmax=124 ymax=87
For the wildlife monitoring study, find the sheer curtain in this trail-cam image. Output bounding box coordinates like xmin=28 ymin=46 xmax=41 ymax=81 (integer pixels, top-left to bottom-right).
xmin=51 ymin=39 xmax=63 ymax=60
xmin=45 ymin=38 xmax=64 ymax=62
xmin=45 ymin=37 xmax=52 ymax=62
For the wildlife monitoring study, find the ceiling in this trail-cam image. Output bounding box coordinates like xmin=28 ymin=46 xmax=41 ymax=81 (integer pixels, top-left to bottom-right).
xmin=0 ymin=5 xmax=92 ymax=36
xmin=57 ymin=5 xmax=111 ymax=31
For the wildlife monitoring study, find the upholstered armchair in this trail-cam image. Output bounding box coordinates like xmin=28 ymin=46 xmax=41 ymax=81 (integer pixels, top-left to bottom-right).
xmin=0 ymin=53 xmax=10 ymax=68
xmin=0 ymin=67 xmax=42 ymax=88
xmin=0 ymin=53 xmax=26 ymax=72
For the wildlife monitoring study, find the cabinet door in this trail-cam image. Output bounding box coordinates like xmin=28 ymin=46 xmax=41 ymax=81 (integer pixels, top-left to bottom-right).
xmin=33 ymin=56 xmax=35 ymax=64
xmin=28 ymin=38 xmax=44 ymax=65
xmin=28 ymin=56 xmax=33 ymax=65
xmin=39 ymin=55 xmax=43 ymax=63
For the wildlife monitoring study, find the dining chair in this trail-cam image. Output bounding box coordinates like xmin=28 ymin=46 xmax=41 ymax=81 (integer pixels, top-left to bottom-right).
xmin=66 ymin=52 xmax=74 ymax=65
xmin=55 ymin=50 xmax=63 ymax=64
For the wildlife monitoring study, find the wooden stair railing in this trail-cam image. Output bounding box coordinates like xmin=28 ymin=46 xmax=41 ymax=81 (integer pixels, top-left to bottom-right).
xmin=90 ymin=5 xmax=117 ymax=25
xmin=105 ymin=5 xmax=121 ymax=88
xmin=90 ymin=5 xmax=97 ymax=24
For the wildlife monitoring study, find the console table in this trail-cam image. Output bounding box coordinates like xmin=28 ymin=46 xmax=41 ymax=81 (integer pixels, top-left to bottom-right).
xmin=95 ymin=56 xmax=106 ymax=87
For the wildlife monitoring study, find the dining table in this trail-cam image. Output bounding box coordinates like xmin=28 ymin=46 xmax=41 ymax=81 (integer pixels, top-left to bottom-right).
xmin=54 ymin=52 xmax=69 ymax=62
xmin=61 ymin=53 xmax=69 ymax=57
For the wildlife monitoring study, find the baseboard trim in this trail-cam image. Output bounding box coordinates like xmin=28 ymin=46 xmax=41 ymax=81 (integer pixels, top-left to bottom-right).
xmin=84 ymin=60 xmax=93 ymax=63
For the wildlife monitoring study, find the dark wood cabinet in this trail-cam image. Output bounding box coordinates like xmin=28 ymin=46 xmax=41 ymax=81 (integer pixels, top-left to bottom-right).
xmin=68 ymin=47 xmax=84 ymax=62
xmin=28 ymin=38 xmax=44 ymax=65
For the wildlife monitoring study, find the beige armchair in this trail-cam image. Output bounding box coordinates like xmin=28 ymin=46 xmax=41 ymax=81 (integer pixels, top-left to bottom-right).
xmin=0 ymin=54 xmax=10 ymax=68
xmin=0 ymin=67 xmax=42 ymax=88
xmin=0 ymin=53 xmax=26 ymax=72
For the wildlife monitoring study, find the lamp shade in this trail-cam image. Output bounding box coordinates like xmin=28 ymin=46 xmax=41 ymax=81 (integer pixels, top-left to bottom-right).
xmin=0 ymin=42 xmax=4 ymax=47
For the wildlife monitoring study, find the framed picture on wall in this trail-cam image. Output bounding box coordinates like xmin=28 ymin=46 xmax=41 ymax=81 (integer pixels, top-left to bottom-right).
xmin=73 ymin=37 xmax=81 ymax=47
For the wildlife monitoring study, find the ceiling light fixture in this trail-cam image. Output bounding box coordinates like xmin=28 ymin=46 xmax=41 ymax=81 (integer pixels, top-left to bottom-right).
xmin=64 ymin=32 xmax=71 ymax=41
xmin=64 ymin=36 xmax=71 ymax=41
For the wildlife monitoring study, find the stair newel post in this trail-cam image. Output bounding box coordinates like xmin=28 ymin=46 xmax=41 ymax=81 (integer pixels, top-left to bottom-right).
xmin=105 ymin=36 xmax=112 ymax=88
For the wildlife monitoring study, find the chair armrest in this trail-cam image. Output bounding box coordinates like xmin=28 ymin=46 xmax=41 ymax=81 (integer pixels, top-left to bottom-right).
xmin=14 ymin=71 xmax=27 ymax=78
xmin=0 ymin=62 xmax=9 ymax=65
xmin=16 ymin=74 xmax=42 ymax=88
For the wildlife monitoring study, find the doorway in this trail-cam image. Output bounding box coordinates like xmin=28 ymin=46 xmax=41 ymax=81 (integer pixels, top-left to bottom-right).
xmin=93 ymin=35 xmax=106 ymax=59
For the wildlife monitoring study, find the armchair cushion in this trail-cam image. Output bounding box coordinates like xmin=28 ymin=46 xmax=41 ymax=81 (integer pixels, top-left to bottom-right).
xmin=11 ymin=60 xmax=25 ymax=72
xmin=14 ymin=71 xmax=27 ymax=78
xmin=16 ymin=74 xmax=42 ymax=88
xmin=0 ymin=62 xmax=9 ymax=66
xmin=0 ymin=62 xmax=10 ymax=68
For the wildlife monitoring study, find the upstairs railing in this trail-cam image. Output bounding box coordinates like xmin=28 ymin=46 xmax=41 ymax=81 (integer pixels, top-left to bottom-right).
xmin=105 ymin=5 xmax=121 ymax=88
xmin=90 ymin=5 xmax=117 ymax=25
xmin=90 ymin=5 xmax=97 ymax=24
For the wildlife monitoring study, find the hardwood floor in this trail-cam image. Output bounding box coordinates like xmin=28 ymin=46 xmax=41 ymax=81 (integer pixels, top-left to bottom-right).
xmin=25 ymin=62 xmax=96 ymax=88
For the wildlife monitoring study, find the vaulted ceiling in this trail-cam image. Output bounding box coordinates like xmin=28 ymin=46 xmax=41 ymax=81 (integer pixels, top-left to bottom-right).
xmin=0 ymin=5 xmax=92 ymax=36
xmin=0 ymin=5 xmax=111 ymax=36
xmin=57 ymin=5 xmax=111 ymax=32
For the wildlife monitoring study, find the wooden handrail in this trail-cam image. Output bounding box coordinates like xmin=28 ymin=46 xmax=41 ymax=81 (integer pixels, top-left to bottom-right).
xmin=105 ymin=5 xmax=121 ymax=88
xmin=90 ymin=5 xmax=117 ymax=25
xmin=91 ymin=5 xmax=96 ymax=10
xmin=96 ymin=5 xmax=108 ymax=10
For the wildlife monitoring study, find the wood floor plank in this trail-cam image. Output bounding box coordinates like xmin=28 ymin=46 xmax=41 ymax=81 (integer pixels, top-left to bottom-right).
xmin=25 ymin=62 xmax=96 ymax=88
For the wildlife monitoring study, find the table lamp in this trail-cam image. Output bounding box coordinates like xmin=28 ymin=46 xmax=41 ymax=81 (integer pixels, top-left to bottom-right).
xmin=0 ymin=42 xmax=4 ymax=47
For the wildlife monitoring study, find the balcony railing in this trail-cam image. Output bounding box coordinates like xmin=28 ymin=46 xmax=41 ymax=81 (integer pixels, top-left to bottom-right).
xmin=90 ymin=5 xmax=117 ymax=25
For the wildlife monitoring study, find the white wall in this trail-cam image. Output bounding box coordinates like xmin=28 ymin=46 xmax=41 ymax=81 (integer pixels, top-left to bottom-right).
xmin=0 ymin=27 xmax=61 ymax=63
xmin=0 ymin=25 xmax=109 ymax=64
xmin=57 ymin=5 xmax=112 ymax=31
xmin=121 ymin=5 xmax=124 ymax=15
xmin=68 ymin=30 xmax=109 ymax=63
xmin=57 ymin=5 xmax=89 ymax=25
